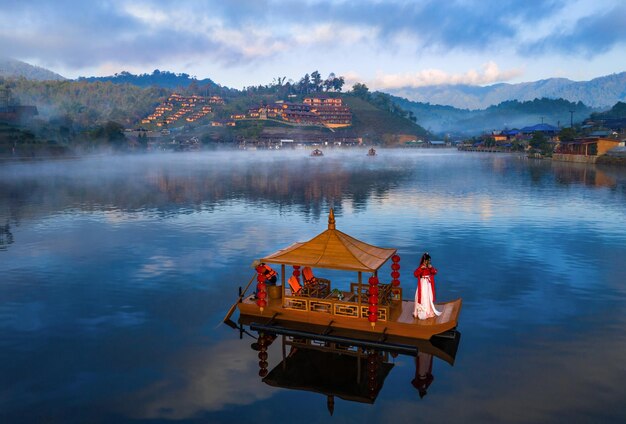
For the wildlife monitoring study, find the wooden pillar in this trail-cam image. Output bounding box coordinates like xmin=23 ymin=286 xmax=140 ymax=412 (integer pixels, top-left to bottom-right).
xmin=281 ymin=264 xmax=286 ymax=307
xmin=358 ymin=272 xmax=362 ymax=307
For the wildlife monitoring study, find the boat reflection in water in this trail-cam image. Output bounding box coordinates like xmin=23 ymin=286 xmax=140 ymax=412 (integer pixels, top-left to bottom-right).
xmin=237 ymin=322 xmax=460 ymax=414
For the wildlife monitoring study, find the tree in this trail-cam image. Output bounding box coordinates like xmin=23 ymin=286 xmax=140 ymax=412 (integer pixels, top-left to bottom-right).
xmin=351 ymin=83 xmax=370 ymax=99
xmin=298 ymin=73 xmax=311 ymax=95
xmin=558 ymin=127 xmax=577 ymax=142
xmin=323 ymin=73 xmax=335 ymax=92
xmin=311 ymin=71 xmax=322 ymax=93
xmin=332 ymin=76 xmax=345 ymax=92
xmin=529 ymin=131 xmax=552 ymax=156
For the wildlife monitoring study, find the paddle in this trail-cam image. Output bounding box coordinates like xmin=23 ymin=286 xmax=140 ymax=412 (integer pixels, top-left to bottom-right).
xmin=223 ymin=273 xmax=256 ymax=323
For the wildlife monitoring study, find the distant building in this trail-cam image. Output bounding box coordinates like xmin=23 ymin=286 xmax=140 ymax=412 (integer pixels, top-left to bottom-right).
xmin=278 ymin=97 xmax=352 ymax=128
xmin=0 ymin=105 xmax=38 ymax=125
xmin=0 ymin=85 xmax=38 ymax=124
xmin=554 ymin=137 xmax=624 ymax=163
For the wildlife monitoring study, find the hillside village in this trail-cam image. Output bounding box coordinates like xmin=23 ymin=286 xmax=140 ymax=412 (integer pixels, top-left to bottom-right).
xmin=139 ymin=93 xmax=352 ymax=130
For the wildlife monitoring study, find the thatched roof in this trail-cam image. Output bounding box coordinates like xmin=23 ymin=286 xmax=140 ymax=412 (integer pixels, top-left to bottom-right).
xmin=261 ymin=209 xmax=396 ymax=272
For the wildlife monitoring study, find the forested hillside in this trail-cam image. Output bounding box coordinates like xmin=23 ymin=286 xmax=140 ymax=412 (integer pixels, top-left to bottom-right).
xmin=393 ymin=96 xmax=598 ymax=136
xmin=5 ymin=79 xmax=168 ymax=128
xmin=78 ymin=70 xmax=223 ymax=91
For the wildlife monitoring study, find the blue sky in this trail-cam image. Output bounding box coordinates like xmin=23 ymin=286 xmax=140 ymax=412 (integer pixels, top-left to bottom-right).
xmin=1 ymin=0 xmax=625 ymax=90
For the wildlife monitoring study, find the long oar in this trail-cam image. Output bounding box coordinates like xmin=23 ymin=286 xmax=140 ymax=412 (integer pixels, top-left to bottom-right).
xmin=223 ymin=273 xmax=256 ymax=323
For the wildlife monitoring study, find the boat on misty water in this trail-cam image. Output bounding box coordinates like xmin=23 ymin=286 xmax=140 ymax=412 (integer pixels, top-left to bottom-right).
xmin=367 ymin=147 xmax=377 ymax=156
xmin=225 ymin=209 xmax=462 ymax=343
xmin=310 ymin=148 xmax=324 ymax=157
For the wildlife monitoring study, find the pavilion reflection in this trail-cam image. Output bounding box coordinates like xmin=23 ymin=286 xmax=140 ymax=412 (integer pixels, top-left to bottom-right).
xmin=238 ymin=323 xmax=461 ymax=414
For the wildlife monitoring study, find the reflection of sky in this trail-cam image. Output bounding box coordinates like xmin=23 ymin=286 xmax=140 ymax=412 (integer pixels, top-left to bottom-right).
xmin=1 ymin=151 xmax=626 ymax=422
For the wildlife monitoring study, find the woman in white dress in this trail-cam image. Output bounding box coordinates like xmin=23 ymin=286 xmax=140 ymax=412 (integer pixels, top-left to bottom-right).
xmin=413 ymin=253 xmax=442 ymax=320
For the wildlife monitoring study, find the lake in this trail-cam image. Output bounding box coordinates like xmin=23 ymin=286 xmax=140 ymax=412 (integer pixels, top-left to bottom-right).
xmin=1 ymin=149 xmax=625 ymax=423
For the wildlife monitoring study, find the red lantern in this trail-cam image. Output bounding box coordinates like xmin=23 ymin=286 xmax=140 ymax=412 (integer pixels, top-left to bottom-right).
xmin=391 ymin=255 xmax=401 ymax=293
xmin=256 ymin=267 xmax=268 ymax=311
xmin=368 ymin=276 xmax=379 ymax=285
xmin=368 ymin=274 xmax=379 ymax=328
xmin=292 ymin=265 xmax=301 ymax=281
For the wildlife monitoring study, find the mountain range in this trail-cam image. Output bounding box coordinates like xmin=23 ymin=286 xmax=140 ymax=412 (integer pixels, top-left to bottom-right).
xmin=388 ymin=72 xmax=626 ymax=110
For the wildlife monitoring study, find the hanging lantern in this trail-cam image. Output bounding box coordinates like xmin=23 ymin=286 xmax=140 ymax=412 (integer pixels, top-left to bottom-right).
xmin=256 ymin=269 xmax=267 ymax=312
xmin=292 ymin=265 xmax=301 ymax=282
xmin=391 ymin=255 xmax=401 ymax=287
xmin=368 ymin=275 xmax=379 ymax=328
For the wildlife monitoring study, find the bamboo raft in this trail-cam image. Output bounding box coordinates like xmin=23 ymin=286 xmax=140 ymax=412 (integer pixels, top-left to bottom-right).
xmin=230 ymin=209 xmax=462 ymax=342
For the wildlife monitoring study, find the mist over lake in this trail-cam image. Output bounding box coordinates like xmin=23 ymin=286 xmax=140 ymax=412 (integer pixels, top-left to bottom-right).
xmin=1 ymin=149 xmax=625 ymax=423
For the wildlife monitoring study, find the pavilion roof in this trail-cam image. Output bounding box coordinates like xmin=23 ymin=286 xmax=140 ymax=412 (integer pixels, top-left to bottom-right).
xmin=261 ymin=209 xmax=397 ymax=272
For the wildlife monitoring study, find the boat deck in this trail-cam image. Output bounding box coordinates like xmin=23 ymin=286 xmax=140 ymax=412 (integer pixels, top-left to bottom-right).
xmin=237 ymin=294 xmax=462 ymax=341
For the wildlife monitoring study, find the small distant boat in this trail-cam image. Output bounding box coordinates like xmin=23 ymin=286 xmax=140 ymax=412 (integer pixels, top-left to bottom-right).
xmin=367 ymin=148 xmax=377 ymax=156
xmin=310 ymin=148 xmax=324 ymax=157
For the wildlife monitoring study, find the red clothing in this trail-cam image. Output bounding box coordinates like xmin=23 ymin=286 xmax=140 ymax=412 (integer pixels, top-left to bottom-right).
xmin=413 ymin=265 xmax=437 ymax=303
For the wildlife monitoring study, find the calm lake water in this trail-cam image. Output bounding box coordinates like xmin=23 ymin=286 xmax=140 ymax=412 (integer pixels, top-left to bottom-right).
xmin=1 ymin=149 xmax=625 ymax=423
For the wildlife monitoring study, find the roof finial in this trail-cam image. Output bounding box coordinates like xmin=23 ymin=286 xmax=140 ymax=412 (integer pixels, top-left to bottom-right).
xmin=328 ymin=208 xmax=336 ymax=230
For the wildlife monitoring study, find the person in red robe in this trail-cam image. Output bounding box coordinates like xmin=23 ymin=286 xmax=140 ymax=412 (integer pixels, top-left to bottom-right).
xmin=413 ymin=253 xmax=442 ymax=319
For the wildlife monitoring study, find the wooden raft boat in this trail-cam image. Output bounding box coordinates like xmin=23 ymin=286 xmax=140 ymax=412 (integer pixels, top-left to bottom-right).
xmin=234 ymin=209 xmax=462 ymax=341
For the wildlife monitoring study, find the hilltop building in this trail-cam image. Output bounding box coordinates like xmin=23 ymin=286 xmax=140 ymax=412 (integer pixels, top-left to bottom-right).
xmin=245 ymin=95 xmax=352 ymax=129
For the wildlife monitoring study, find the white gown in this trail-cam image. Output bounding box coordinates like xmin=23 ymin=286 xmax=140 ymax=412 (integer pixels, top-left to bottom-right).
xmin=414 ymin=276 xmax=442 ymax=319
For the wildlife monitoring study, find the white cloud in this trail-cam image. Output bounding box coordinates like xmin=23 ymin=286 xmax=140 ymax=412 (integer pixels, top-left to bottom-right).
xmin=369 ymin=61 xmax=524 ymax=89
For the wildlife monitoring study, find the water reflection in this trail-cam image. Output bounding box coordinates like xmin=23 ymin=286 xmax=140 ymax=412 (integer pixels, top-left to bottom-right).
xmin=0 ymin=152 xmax=415 ymax=222
xmin=242 ymin=325 xmax=461 ymax=414
xmin=552 ymin=161 xmax=619 ymax=188
xmin=0 ymin=219 xmax=14 ymax=250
